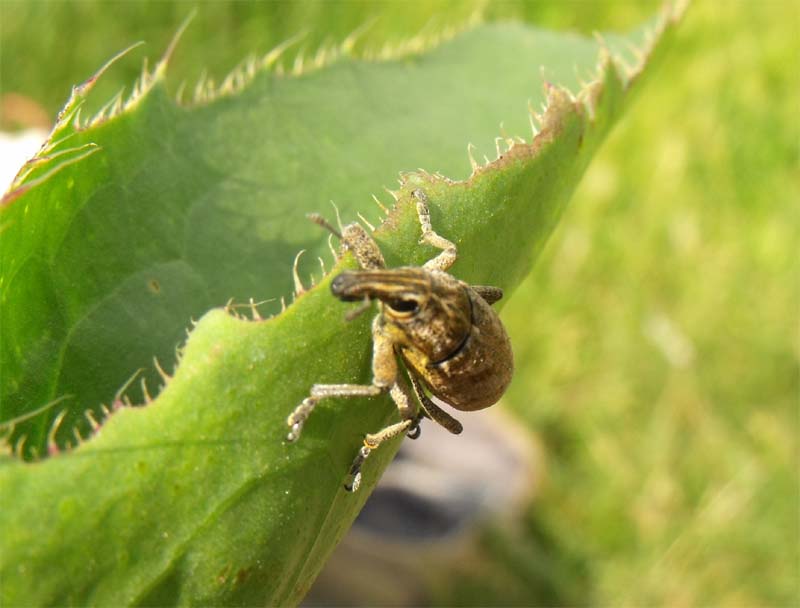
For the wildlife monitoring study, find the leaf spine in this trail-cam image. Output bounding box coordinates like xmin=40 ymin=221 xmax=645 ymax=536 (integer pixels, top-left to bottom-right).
xmin=141 ymin=377 xmax=153 ymax=403
xmin=292 ymin=249 xmax=307 ymax=295
xmin=153 ymin=357 xmax=172 ymax=383
xmin=357 ymin=212 xmax=376 ymax=232
xmin=371 ymin=194 xmax=389 ymax=214
xmin=467 ymin=143 xmax=479 ymax=173
xmin=47 ymin=409 xmax=69 ymax=455
xmin=84 ymin=409 xmax=101 ymax=431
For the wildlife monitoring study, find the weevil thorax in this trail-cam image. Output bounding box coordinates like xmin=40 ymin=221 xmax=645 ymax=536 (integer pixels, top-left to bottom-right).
xmin=331 ymin=267 xmax=471 ymax=363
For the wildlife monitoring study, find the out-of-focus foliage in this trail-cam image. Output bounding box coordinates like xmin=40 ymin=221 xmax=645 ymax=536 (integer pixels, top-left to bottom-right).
xmin=476 ymin=2 xmax=797 ymax=606
xmin=0 ymin=1 xmax=662 ymax=124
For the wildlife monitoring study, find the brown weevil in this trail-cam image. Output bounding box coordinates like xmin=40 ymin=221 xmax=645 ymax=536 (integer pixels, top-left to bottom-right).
xmin=286 ymin=189 xmax=513 ymax=491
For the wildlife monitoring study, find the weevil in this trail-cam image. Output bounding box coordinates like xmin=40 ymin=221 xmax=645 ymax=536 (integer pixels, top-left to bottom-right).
xmin=286 ymin=189 xmax=514 ymax=491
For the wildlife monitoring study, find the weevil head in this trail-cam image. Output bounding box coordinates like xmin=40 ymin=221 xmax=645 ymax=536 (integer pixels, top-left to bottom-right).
xmin=331 ymin=268 xmax=472 ymax=363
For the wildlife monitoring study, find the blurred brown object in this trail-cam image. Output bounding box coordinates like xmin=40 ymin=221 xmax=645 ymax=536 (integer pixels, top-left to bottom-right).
xmin=1 ymin=93 xmax=51 ymax=131
xmin=304 ymin=406 xmax=538 ymax=607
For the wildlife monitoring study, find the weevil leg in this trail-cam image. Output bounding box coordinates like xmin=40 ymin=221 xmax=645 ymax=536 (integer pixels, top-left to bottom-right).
xmin=341 ymin=366 xmax=423 ymax=491
xmin=471 ymin=285 xmax=504 ymax=305
xmin=365 ymin=418 xmax=416 ymax=448
xmin=343 ymin=418 xmax=415 ymax=492
xmin=341 ymin=377 xmax=422 ymax=491
xmin=286 ymin=383 xmax=388 ymax=442
xmin=408 ymin=374 xmax=463 ymax=435
xmin=388 ymin=373 xmax=418 ymax=422
xmin=413 ymin=189 xmax=458 ymax=272
xmin=287 ymin=316 xmax=398 ymax=441
xmin=405 ymin=420 xmax=422 ymax=440
xmin=344 ymin=446 xmax=371 ymax=492
xmin=309 ymin=213 xmax=385 ymax=270
xmin=341 ymin=223 xmax=386 ymax=270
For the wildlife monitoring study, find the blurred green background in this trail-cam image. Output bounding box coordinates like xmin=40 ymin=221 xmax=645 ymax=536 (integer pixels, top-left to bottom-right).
xmin=1 ymin=1 xmax=796 ymax=606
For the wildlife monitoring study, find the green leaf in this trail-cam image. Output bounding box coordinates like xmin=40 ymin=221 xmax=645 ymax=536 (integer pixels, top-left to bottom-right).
xmin=0 ymin=10 xmax=681 ymax=606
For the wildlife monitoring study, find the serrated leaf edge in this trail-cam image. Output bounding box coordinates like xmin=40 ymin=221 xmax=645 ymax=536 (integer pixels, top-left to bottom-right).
xmin=3 ymin=3 xmax=683 ymax=461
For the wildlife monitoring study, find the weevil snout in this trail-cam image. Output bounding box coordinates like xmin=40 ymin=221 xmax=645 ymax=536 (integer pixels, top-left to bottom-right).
xmin=330 ymin=272 xmax=367 ymax=302
xmin=332 ymin=267 xmax=474 ymax=364
xmin=331 ymin=269 xmax=426 ymax=312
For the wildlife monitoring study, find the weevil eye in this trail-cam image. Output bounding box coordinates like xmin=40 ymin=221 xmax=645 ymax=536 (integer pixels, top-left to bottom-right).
xmin=386 ymin=299 xmax=419 ymax=315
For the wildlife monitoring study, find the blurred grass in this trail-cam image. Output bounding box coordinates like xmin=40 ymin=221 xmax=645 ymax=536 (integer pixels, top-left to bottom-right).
xmin=1 ymin=1 xmax=797 ymax=606
xmin=477 ymin=2 xmax=798 ymax=606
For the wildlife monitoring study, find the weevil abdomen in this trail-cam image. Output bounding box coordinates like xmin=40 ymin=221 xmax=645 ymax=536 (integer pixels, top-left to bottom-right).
xmin=399 ymin=285 xmax=513 ymax=411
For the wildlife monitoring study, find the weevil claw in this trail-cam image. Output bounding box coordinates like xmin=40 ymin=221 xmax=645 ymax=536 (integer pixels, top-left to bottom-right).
xmin=286 ymin=421 xmax=303 ymax=442
xmin=344 ymin=472 xmax=362 ymax=493
xmin=344 ymin=445 xmax=371 ymax=492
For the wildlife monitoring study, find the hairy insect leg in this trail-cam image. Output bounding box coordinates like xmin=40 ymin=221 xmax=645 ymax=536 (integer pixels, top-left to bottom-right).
xmin=344 ymin=418 xmax=415 ymax=492
xmin=341 ymin=223 xmax=385 ymax=270
xmin=344 ymin=446 xmax=371 ymax=492
xmin=341 ymin=371 xmax=422 ymax=491
xmin=309 ymin=213 xmax=385 ymax=270
xmin=286 ymin=385 xmax=386 ymax=442
xmin=408 ymin=374 xmax=463 ymax=435
xmin=413 ymin=189 xmax=458 ymax=272
xmin=471 ymin=285 xmax=504 ymax=305
xmin=286 ymin=316 xmax=397 ymax=441
xmin=389 ymin=375 xmax=418 ymax=423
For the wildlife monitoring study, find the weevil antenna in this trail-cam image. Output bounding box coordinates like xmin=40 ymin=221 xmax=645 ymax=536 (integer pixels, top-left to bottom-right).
xmin=307 ymin=213 xmax=342 ymax=239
